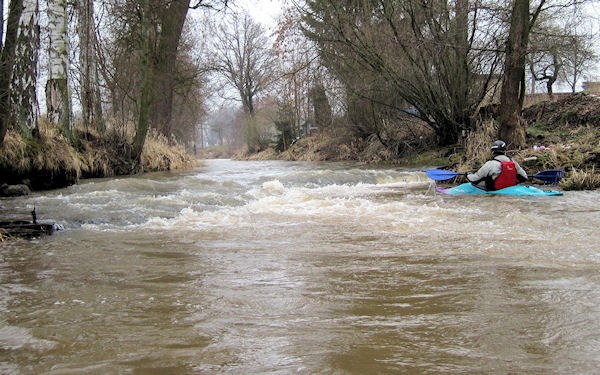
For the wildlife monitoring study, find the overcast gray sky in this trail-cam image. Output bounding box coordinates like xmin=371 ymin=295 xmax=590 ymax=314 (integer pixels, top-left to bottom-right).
xmin=236 ymin=0 xmax=286 ymax=29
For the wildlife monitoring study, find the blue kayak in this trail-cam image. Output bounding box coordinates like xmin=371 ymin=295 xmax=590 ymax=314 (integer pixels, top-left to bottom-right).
xmin=437 ymin=183 xmax=563 ymax=196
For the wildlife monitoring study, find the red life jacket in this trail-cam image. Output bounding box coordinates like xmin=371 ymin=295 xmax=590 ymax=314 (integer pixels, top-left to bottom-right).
xmin=494 ymin=160 xmax=517 ymax=190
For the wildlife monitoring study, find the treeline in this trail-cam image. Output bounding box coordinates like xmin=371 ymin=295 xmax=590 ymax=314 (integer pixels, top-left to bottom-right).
xmin=0 ymin=0 xmax=226 ymax=172
xmin=0 ymin=0 xmax=597 ymax=175
xmin=204 ymin=0 xmax=597 ymax=159
xmin=300 ymin=0 xmax=597 ymax=151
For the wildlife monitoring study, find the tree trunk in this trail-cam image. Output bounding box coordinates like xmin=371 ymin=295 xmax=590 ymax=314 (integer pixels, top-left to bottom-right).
xmin=0 ymin=0 xmax=24 ymax=146
xmin=78 ymin=0 xmax=91 ymax=133
xmin=454 ymin=0 xmax=470 ymax=129
xmin=78 ymin=0 xmax=104 ymax=134
xmin=132 ymin=0 xmax=154 ymax=169
xmin=46 ymin=0 xmax=72 ymax=139
xmin=1 ymin=0 xmax=5 ymax=57
xmin=11 ymin=0 xmax=40 ymax=138
xmin=150 ymin=0 xmax=189 ymax=137
xmin=547 ymin=54 xmax=560 ymax=98
xmin=499 ymin=0 xmax=530 ymax=148
xmin=93 ymin=65 xmax=105 ymax=131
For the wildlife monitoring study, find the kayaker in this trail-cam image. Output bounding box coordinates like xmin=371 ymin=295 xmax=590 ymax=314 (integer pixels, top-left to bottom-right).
xmin=465 ymin=140 xmax=528 ymax=191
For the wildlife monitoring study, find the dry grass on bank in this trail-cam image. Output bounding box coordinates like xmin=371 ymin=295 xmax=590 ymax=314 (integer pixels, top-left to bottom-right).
xmin=277 ymin=131 xmax=412 ymax=163
xmin=519 ymin=93 xmax=600 ymax=189
xmin=235 ymin=147 xmax=278 ymax=161
xmin=463 ymin=119 xmax=498 ymax=171
xmin=142 ymin=130 xmax=200 ymax=171
xmin=277 ymin=133 xmax=360 ymax=161
xmin=1 ymin=120 xmax=198 ymax=190
xmin=562 ymin=166 xmax=600 ymax=190
xmin=513 ymin=125 xmax=600 ymax=189
xmin=278 ymin=133 xmax=335 ymax=161
xmin=1 ymin=122 xmax=81 ymax=183
xmin=197 ymin=145 xmax=238 ymax=159
xmin=459 ymin=101 xmax=600 ymax=190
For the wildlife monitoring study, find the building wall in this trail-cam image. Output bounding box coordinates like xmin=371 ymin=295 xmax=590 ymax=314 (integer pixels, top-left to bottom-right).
xmin=523 ymin=93 xmax=571 ymax=108
xmin=583 ymin=81 xmax=600 ymax=95
xmin=522 ymin=82 xmax=600 ymax=107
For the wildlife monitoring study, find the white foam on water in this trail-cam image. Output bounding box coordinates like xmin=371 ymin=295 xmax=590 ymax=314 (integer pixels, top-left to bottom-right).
xmin=130 ymin=179 xmax=471 ymax=236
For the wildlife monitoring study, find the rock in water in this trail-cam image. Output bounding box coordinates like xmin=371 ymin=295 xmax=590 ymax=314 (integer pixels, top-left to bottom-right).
xmin=0 ymin=184 xmax=31 ymax=197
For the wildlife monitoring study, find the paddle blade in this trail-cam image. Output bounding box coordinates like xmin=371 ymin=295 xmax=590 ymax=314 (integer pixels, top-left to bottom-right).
xmin=426 ymin=169 xmax=461 ymax=181
xmin=533 ymin=169 xmax=564 ymax=183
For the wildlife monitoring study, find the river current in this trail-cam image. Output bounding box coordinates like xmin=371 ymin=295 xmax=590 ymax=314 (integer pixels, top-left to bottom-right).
xmin=1 ymin=159 xmax=600 ymax=374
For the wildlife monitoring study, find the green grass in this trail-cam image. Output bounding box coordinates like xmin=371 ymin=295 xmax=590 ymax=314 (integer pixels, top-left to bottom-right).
xmin=560 ymin=109 xmax=580 ymax=125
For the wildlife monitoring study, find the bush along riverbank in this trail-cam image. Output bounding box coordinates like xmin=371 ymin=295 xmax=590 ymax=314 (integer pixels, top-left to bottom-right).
xmin=0 ymin=120 xmax=199 ymax=196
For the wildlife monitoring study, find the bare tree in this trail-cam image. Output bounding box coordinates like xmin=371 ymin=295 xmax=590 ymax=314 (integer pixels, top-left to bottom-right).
xmin=527 ymin=20 xmax=567 ymax=96
xmin=499 ymin=0 xmax=589 ymax=147
xmin=150 ymin=0 xmax=190 ymax=137
xmin=211 ymin=13 xmax=275 ymax=116
xmin=170 ymin=20 xmax=210 ymax=148
xmin=272 ymin=7 xmax=337 ymax=139
xmin=149 ymin=0 xmax=229 ymax=138
xmin=562 ymin=30 xmax=598 ymax=92
xmin=132 ymin=0 xmax=154 ymax=167
xmin=302 ymin=0 xmax=504 ymax=146
xmin=102 ymin=0 xmax=226 ymax=165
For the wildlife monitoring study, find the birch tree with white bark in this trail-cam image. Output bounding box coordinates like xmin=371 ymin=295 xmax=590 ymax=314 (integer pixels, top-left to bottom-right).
xmin=46 ymin=0 xmax=72 ymax=138
xmin=11 ymin=0 xmax=40 ymax=137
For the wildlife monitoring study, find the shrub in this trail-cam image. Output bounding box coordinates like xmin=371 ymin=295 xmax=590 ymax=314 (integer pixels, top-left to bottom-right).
xmin=244 ymin=115 xmax=276 ymax=153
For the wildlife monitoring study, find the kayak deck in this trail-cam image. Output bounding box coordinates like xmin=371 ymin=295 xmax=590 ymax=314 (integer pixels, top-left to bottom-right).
xmin=437 ymin=183 xmax=563 ymax=196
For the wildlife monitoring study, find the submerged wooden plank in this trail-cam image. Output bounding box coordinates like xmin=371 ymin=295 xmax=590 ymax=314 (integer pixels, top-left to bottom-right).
xmin=1 ymin=222 xmax=56 ymax=238
xmin=0 ymin=208 xmax=60 ymax=239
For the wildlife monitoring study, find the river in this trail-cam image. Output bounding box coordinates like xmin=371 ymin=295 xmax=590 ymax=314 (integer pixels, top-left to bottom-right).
xmin=1 ymin=159 xmax=600 ymax=374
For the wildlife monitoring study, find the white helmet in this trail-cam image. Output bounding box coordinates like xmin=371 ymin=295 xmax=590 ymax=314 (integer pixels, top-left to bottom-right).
xmin=491 ymin=140 xmax=507 ymax=154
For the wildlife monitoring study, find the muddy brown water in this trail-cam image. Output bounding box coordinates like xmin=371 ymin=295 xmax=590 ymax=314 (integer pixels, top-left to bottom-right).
xmin=1 ymin=159 xmax=599 ymax=374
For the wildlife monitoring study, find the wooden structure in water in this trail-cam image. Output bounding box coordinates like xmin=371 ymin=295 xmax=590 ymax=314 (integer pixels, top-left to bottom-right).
xmin=0 ymin=208 xmax=59 ymax=239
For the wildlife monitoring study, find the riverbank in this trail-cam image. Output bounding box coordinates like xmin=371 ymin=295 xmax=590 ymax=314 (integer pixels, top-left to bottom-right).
xmin=468 ymin=93 xmax=600 ymax=190
xmin=233 ymin=93 xmax=600 ymax=190
xmin=0 ymin=121 xmax=199 ymax=195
